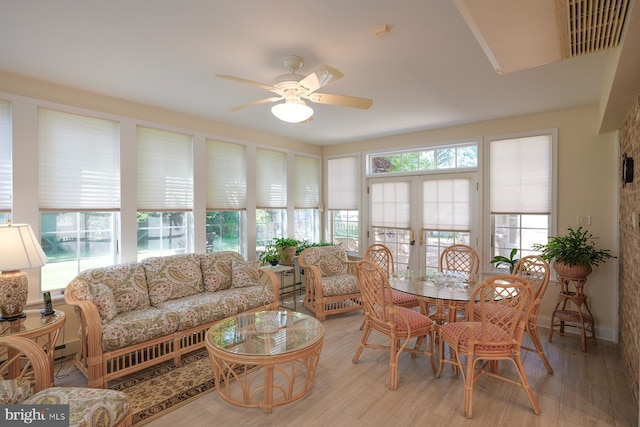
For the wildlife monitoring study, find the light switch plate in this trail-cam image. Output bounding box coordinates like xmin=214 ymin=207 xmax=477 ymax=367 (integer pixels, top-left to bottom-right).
xmin=576 ymin=215 xmax=591 ymax=226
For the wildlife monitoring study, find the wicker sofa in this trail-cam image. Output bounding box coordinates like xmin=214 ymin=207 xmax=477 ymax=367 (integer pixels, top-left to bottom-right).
xmin=65 ymin=251 xmax=279 ymax=388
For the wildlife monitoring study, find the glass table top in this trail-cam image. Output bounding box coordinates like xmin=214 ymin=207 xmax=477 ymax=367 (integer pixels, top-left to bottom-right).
xmin=207 ymin=310 xmax=324 ymax=357
xmin=0 ymin=309 xmax=65 ymax=336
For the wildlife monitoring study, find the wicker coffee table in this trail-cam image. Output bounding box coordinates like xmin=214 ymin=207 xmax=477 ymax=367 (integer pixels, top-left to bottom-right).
xmin=205 ymin=310 xmax=324 ymax=413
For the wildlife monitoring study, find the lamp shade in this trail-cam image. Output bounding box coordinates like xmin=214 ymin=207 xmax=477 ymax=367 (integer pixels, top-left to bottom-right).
xmin=271 ymin=99 xmax=314 ymax=123
xmin=0 ymin=223 xmax=48 ymax=271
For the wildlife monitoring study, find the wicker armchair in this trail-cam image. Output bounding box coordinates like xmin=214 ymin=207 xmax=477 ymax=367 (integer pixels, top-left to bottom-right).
xmin=0 ymin=336 xmax=131 ymax=427
xmin=436 ymin=275 xmax=541 ymax=418
xmin=353 ymin=260 xmax=436 ymax=390
xmin=299 ymin=245 xmax=362 ymax=321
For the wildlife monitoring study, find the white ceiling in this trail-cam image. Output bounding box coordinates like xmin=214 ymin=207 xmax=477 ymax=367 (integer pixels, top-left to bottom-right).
xmin=0 ymin=0 xmax=637 ymax=146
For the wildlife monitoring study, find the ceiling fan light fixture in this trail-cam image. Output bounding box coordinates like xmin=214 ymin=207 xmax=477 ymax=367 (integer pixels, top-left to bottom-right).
xmin=271 ymin=99 xmax=313 ymax=123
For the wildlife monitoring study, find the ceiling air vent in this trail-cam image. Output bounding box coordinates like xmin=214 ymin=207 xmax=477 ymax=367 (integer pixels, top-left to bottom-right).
xmin=557 ymin=0 xmax=630 ymax=58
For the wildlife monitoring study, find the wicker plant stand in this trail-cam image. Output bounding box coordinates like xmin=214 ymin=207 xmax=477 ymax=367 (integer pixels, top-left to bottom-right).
xmin=549 ymin=275 xmax=596 ymax=352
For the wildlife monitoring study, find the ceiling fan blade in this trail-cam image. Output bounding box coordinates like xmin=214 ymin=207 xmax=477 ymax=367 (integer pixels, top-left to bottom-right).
xmin=297 ymin=66 xmax=344 ymax=94
xmin=228 ymin=96 xmax=282 ymax=112
xmin=215 ymin=74 xmax=280 ymax=93
xmin=307 ymin=92 xmax=373 ymax=109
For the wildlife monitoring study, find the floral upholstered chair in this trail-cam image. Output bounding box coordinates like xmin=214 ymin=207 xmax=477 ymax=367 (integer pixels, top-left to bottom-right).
xmin=0 ymin=336 xmax=131 ymax=427
xmin=298 ymin=245 xmax=362 ymax=321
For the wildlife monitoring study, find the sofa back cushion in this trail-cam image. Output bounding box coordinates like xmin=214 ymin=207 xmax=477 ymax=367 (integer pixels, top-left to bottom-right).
xmin=302 ymin=246 xmax=349 ymax=277
xmin=143 ymin=254 xmax=204 ymax=306
xmin=231 ymin=259 xmax=261 ymax=288
xmin=200 ymin=251 xmax=244 ymax=292
xmin=69 ymin=262 xmax=151 ymax=314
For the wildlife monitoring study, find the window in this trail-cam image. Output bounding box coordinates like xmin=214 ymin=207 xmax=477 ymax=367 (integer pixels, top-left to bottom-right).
xmin=423 ymin=177 xmax=473 ymax=270
xmin=38 ymin=108 xmax=120 ymax=291
xmin=368 ymin=143 xmax=477 ymax=174
xmin=0 ymin=100 xmax=11 ymax=220
xmin=327 ymin=156 xmax=359 ymax=252
xmin=489 ymin=132 xmax=555 ymax=269
xmin=206 ymin=140 xmax=247 ymax=253
xmin=137 ymin=126 xmax=193 ymax=260
xmin=294 ymin=155 xmax=320 ymax=242
xmin=255 ymin=149 xmax=286 ymax=249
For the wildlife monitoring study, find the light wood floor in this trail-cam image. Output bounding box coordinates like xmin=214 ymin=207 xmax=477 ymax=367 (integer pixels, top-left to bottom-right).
xmin=54 ymin=299 xmax=638 ymax=427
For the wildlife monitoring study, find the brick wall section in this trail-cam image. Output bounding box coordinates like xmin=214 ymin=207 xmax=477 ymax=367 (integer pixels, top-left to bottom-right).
xmin=619 ymin=93 xmax=640 ymax=403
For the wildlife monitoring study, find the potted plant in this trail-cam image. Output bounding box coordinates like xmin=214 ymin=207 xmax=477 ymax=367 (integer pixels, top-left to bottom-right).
xmin=273 ymin=237 xmax=301 ymax=265
xmin=532 ymin=226 xmax=614 ymax=278
xmin=490 ymin=248 xmax=519 ymax=273
xmin=259 ymin=245 xmax=280 ymax=266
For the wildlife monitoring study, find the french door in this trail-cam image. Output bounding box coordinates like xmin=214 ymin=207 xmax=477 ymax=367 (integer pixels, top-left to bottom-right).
xmin=368 ymin=173 xmax=478 ymax=273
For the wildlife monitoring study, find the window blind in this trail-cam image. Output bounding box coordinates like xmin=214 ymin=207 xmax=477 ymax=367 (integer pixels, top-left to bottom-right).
xmin=206 ymin=139 xmax=246 ymax=210
xmin=327 ymin=156 xmax=359 ymax=210
xmin=256 ymin=148 xmax=286 ymax=208
xmin=38 ymin=108 xmax=120 ymax=211
xmin=370 ymin=181 xmax=410 ymax=228
xmin=423 ymin=178 xmax=471 ymax=231
xmin=490 ymin=135 xmax=552 ymax=214
xmin=137 ymin=126 xmax=193 ymax=211
xmin=0 ymin=100 xmax=11 ymax=213
xmin=294 ymin=155 xmax=319 ymax=208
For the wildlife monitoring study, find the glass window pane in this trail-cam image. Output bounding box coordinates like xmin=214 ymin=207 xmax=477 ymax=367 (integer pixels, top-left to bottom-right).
xmin=40 ymin=212 xmax=117 ymax=292
xmin=206 ymin=211 xmax=243 ymax=253
xmin=256 ymin=209 xmax=286 ymax=250
xmin=329 ymin=210 xmax=359 ymax=252
xmin=137 ymin=211 xmax=189 ymax=260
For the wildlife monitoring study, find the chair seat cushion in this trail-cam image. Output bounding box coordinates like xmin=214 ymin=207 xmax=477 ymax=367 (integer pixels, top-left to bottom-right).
xmin=440 ymin=321 xmax=511 ymax=352
xmin=391 ymin=289 xmax=419 ymax=305
xmin=0 ymin=378 xmax=31 ymax=404
xmin=385 ymin=306 xmax=433 ymax=331
xmin=25 ymin=387 xmax=129 ymax=427
xmin=101 ymin=308 xmax=180 ymax=351
xmin=321 ymin=274 xmax=359 ymax=297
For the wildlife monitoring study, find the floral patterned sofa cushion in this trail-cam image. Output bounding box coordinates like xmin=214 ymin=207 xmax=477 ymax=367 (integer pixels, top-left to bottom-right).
xmin=69 ymin=262 xmax=151 ymax=314
xmin=321 ymin=274 xmax=360 ymax=297
xmin=231 ymin=259 xmax=261 ymax=288
xmin=0 ymin=378 xmax=31 ymax=404
xmin=143 ymin=254 xmax=204 ymax=306
xmin=154 ymin=285 xmax=274 ymax=331
xmin=303 ymin=246 xmax=349 ymax=277
xmin=24 ymin=386 xmax=130 ymax=427
xmin=87 ymin=282 xmax=118 ymax=323
xmin=101 ymin=308 xmax=180 ymax=352
xmin=200 ymin=251 xmax=244 ymax=292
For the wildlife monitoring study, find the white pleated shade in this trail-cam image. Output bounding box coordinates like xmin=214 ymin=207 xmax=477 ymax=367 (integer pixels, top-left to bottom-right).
xmin=0 ymin=223 xmax=48 ymax=271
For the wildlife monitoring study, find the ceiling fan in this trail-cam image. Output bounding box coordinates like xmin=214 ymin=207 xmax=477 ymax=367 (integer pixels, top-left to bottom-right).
xmin=216 ymin=55 xmax=373 ymax=123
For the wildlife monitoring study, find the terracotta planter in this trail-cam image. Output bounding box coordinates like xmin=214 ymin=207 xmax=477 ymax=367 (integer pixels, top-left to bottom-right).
xmin=552 ymin=262 xmax=592 ymax=279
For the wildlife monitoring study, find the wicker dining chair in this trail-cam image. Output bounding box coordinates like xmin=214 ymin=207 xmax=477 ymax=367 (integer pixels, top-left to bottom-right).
xmin=505 ymin=255 xmax=553 ymax=373
xmin=364 ymin=243 xmax=420 ymax=309
xmin=0 ymin=336 xmax=131 ymax=427
xmin=426 ymin=244 xmax=479 ymax=323
xmin=437 ymin=274 xmax=541 ymax=418
xmin=352 ymin=260 xmax=436 ymax=390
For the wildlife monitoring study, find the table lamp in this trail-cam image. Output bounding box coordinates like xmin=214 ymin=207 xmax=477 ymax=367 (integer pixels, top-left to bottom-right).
xmin=0 ymin=221 xmax=48 ymax=321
